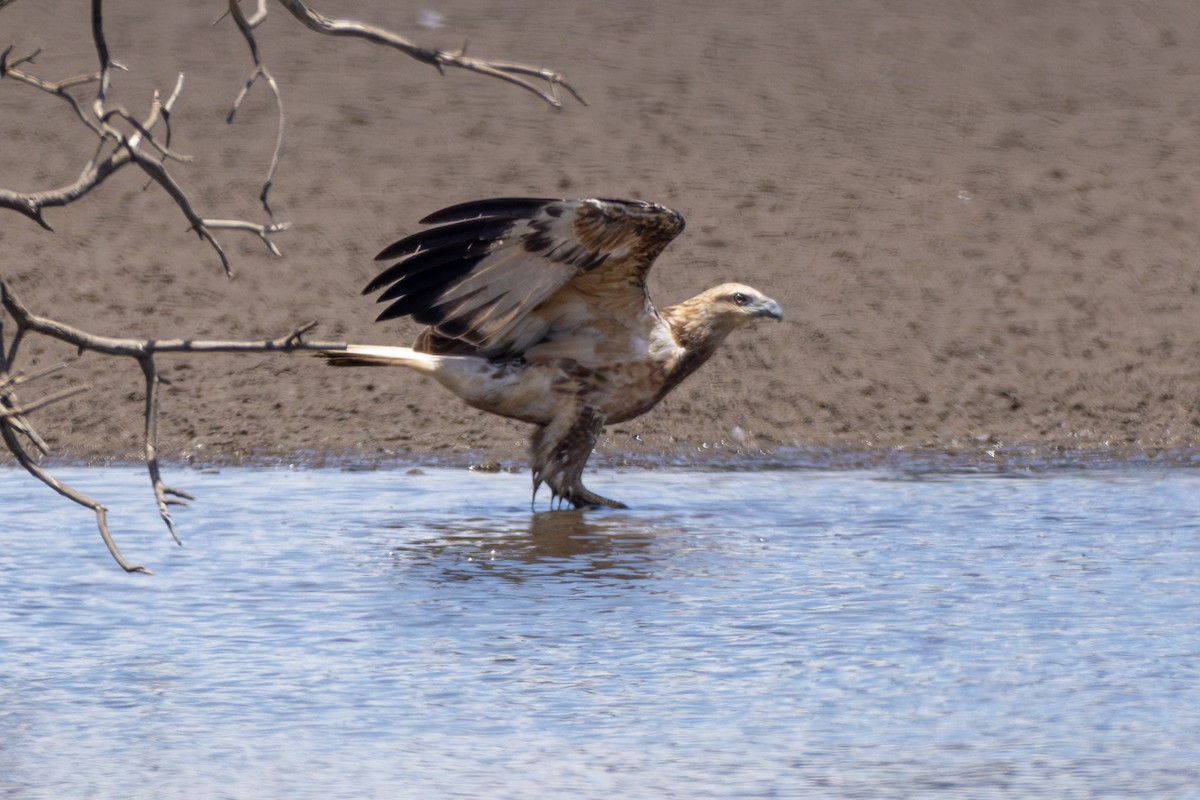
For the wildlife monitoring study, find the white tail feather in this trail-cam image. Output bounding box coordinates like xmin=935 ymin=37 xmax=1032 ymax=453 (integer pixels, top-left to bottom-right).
xmin=320 ymin=345 xmax=438 ymax=372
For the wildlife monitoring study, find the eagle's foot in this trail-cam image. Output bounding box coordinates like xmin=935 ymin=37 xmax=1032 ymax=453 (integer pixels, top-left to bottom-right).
xmin=531 ymin=405 xmax=628 ymax=510
xmin=562 ymin=484 xmax=628 ymax=510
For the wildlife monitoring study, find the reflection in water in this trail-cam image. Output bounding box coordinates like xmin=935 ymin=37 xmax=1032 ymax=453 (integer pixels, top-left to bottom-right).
xmin=387 ymin=508 xmax=670 ymax=581
xmin=2 ymin=465 xmax=1200 ymax=799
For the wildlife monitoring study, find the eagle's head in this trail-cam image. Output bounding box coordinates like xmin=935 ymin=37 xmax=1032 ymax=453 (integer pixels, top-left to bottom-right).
xmin=702 ymin=283 xmax=784 ymax=327
xmin=662 ymin=282 xmax=783 ymax=355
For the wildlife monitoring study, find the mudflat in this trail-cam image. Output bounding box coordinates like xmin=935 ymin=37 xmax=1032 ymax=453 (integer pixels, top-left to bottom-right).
xmin=3 ymin=1 xmax=1199 ymax=468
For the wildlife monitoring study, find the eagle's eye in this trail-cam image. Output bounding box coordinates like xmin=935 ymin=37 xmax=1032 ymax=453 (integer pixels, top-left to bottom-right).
xmin=732 ymin=292 xmax=749 ymax=306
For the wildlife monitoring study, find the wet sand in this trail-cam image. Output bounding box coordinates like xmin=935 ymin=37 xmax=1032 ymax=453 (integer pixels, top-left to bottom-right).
xmin=4 ymin=1 xmax=1200 ymax=468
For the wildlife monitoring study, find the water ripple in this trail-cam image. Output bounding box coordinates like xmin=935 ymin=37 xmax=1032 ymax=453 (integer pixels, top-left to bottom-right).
xmin=1 ymin=465 xmax=1199 ymax=798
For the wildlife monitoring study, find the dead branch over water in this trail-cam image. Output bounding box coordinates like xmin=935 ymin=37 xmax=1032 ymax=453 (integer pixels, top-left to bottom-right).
xmin=1 ymin=0 xmax=582 ymax=571
xmin=1 ymin=281 xmax=347 ymax=573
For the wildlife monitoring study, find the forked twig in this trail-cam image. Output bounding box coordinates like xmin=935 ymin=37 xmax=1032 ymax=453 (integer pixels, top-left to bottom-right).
xmin=1 ymin=422 xmax=152 ymax=573
xmin=138 ymin=356 xmax=191 ymax=544
xmin=273 ymin=0 xmax=586 ymax=108
xmin=0 ymin=1 xmax=287 ymax=272
xmin=0 ymin=304 xmax=149 ymax=572
xmin=0 ymin=383 xmax=90 ymax=418
xmin=0 ymin=280 xmax=348 ymax=572
xmin=226 ymin=0 xmax=287 ymax=217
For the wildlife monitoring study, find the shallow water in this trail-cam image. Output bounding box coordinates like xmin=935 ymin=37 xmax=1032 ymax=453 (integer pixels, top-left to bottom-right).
xmin=2 ymin=464 xmax=1199 ymax=799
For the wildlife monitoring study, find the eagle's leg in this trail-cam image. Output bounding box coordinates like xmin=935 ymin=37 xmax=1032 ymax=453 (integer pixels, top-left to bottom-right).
xmin=530 ymin=404 xmax=627 ymax=510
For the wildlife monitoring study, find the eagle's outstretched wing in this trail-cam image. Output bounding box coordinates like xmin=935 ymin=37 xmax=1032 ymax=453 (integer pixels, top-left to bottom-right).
xmin=364 ymin=197 xmax=685 ymax=359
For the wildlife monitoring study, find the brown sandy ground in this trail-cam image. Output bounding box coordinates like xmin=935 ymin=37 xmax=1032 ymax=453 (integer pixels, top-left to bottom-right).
xmin=4 ymin=1 xmax=1200 ymax=472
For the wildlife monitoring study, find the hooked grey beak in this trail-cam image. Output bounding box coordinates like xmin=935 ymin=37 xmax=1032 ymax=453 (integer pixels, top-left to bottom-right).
xmin=756 ymin=297 xmax=784 ymax=321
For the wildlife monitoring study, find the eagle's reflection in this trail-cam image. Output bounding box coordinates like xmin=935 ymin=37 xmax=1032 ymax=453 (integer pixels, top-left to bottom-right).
xmin=389 ymin=509 xmax=670 ymax=582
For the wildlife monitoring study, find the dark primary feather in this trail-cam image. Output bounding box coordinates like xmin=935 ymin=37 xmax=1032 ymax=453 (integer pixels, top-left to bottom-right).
xmin=366 ymin=199 xmax=565 ymax=323
xmin=378 ymin=283 xmax=480 ymax=326
xmin=417 ymin=197 xmax=560 ymax=226
xmin=365 ymin=197 xmax=686 ymax=357
xmin=373 ymin=243 xmax=484 ymax=301
xmin=370 ymin=218 xmax=512 ymax=267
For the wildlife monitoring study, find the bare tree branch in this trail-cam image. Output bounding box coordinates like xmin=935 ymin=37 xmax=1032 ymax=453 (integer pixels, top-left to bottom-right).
xmin=1 ymin=286 xmax=340 ymax=357
xmin=227 ymin=0 xmax=287 ymax=218
xmin=0 ymin=45 xmax=104 ymax=131
xmin=1 ymin=421 xmax=152 ymax=573
xmin=3 ymin=0 xmax=583 ymax=278
xmin=0 ymin=362 xmax=67 ymax=390
xmin=0 ymin=383 xmax=90 ymax=418
xmin=0 ymin=301 xmax=148 ymax=572
xmin=138 ymin=355 xmax=191 ymax=545
xmin=212 ymin=0 xmax=268 ymax=29
xmin=0 ymin=365 xmax=78 ymax=454
xmin=0 ymin=8 xmax=285 ymax=274
xmin=89 ymin=0 xmax=112 ymax=117
xmin=0 ymin=280 xmax=348 ymax=572
xmin=273 ymin=0 xmax=586 ymax=108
